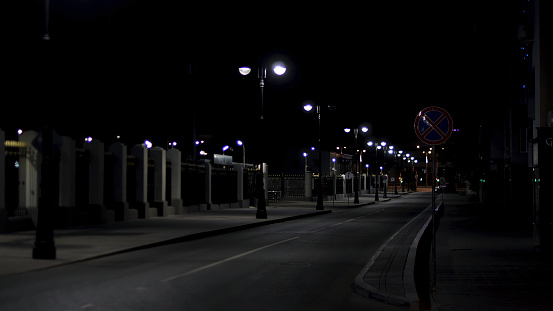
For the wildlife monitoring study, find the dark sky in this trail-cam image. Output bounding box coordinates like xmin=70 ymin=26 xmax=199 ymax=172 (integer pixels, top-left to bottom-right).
xmin=3 ymin=1 xmax=516 ymax=167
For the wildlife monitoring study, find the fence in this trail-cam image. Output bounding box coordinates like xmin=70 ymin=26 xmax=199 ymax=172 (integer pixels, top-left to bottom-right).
xmin=268 ymin=174 xmax=306 ymax=201
xmin=0 ymin=131 xmax=261 ymax=231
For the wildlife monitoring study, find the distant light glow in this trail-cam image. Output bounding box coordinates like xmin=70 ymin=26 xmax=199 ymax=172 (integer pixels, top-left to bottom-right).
xmin=144 ymin=140 xmax=153 ymax=149
xmin=273 ymin=63 xmax=286 ymax=75
xmin=344 ymin=128 xmax=351 ymax=133
xmin=361 ymin=127 xmax=369 ymax=133
xmin=367 ymin=141 xmax=374 ymax=146
xmin=239 ymin=67 xmax=251 ymax=76
xmin=199 ymin=150 xmax=208 ymax=156
xmin=304 ymin=104 xmax=313 ymax=112
xmin=223 ymin=145 xmax=230 ymax=152
xmin=380 ymin=142 xmax=386 ymax=147
xmin=17 ymin=129 xmax=23 ymax=135
xmin=303 ymin=152 xmax=308 ymax=157
xmin=85 ymin=137 xmax=93 ymax=143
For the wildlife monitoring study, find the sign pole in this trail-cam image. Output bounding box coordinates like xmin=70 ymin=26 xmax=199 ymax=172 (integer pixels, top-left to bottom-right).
xmin=431 ymin=151 xmax=437 ymax=292
xmin=414 ymin=106 xmax=452 ymax=294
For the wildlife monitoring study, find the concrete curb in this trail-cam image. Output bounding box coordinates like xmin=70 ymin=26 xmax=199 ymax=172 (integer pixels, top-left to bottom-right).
xmin=19 ymin=210 xmax=333 ymax=274
xmin=352 ymin=202 xmax=442 ymax=308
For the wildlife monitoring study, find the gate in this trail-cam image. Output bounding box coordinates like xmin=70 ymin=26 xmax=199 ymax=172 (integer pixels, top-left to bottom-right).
xmin=268 ymin=174 xmax=306 ymax=200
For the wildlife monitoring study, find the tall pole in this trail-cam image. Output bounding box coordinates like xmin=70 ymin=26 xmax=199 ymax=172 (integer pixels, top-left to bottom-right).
xmin=43 ymin=0 xmax=50 ymax=40
xmin=33 ymin=127 xmax=56 ymax=259
xmin=374 ymin=147 xmax=379 ymax=201
xmin=256 ymin=67 xmax=267 ymax=219
xmin=353 ymin=130 xmax=360 ymax=204
xmin=316 ymin=106 xmax=324 ymax=210
xmin=431 ymin=150 xmax=437 ymax=291
xmin=259 ymin=68 xmax=266 ymax=120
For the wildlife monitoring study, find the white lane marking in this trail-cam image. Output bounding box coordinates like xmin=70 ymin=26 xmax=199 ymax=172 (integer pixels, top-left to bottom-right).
xmin=161 ymin=237 xmax=299 ymax=282
xmin=309 ymin=210 xmax=382 ymax=233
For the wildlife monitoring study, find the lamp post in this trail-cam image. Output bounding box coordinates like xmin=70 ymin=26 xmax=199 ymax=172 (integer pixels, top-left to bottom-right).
xmin=303 ymin=152 xmax=308 ymax=174
xmin=367 ymin=141 xmax=378 ymax=201
xmin=239 ymin=64 xmax=286 ymax=120
xmin=344 ymin=126 xmax=368 ymax=204
xmin=239 ymin=63 xmax=286 ymax=219
xmin=237 ymin=140 xmax=245 ymax=165
xmin=304 ymin=102 xmax=324 ymax=210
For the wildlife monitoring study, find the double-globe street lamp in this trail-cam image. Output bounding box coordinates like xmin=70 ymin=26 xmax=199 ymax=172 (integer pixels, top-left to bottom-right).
xmin=238 ymin=63 xmax=286 ymax=218
xmin=303 ymin=102 xmax=335 ymax=210
xmin=343 ymin=126 xmax=369 ymax=204
xmin=367 ymin=141 xmax=385 ymax=201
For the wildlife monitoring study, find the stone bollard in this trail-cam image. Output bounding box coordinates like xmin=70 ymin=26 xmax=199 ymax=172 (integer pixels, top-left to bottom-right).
xmin=235 ymin=164 xmax=248 ymax=208
xmin=57 ymin=136 xmax=76 ymax=226
xmin=18 ymin=131 xmax=40 ymax=226
xmin=204 ymin=162 xmax=212 ymax=211
xmin=84 ymin=139 xmax=109 ymax=223
xmin=130 ymin=144 xmax=154 ymax=218
xmin=109 ymin=143 xmax=137 ymax=221
xmin=167 ymin=148 xmax=183 ymax=214
xmin=150 ymin=146 xmax=168 ymax=216
xmin=0 ymin=128 xmax=6 ymax=232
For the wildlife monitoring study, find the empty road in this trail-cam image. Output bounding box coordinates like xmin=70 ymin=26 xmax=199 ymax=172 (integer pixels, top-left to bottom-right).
xmin=0 ymin=193 xmax=432 ymax=311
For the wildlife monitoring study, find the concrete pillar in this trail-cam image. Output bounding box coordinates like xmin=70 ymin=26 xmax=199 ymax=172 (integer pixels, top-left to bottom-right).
xmin=130 ymin=144 xmax=154 ymax=218
xmin=83 ymin=139 xmax=109 ymax=223
xmin=263 ymin=163 xmax=269 ymax=203
xmin=19 ymin=131 xmax=40 ymax=226
xmin=0 ymin=128 xmax=6 ymax=231
xmin=59 ymin=136 xmax=75 ymax=208
xmin=361 ymin=173 xmax=367 ymax=194
xmin=305 ymin=172 xmax=312 ymax=198
xmin=109 ymin=143 xmax=136 ymax=221
xmin=332 ymin=173 xmax=337 ymax=198
xmin=57 ymin=136 xmax=75 ymax=226
xmin=150 ymin=146 xmax=168 ymax=216
xmin=204 ymin=162 xmax=212 ymax=210
xmin=235 ymin=164 xmax=249 ymax=208
xmin=167 ymin=148 xmax=183 ymax=214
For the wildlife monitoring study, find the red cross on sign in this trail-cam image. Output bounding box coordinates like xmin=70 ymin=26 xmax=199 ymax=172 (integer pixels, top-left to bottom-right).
xmin=414 ymin=106 xmax=453 ymax=145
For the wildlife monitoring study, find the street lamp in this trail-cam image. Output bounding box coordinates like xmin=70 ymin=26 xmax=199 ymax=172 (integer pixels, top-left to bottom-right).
xmin=238 ymin=61 xmax=287 ymax=219
xmin=343 ymin=126 xmax=367 ymax=204
xmin=238 ymin=63 xmax=287 ymax=120
xmin=303 ymin=152 xmax=308 ymax=173
xmin=367 ymin=141 xmax=380 ymax=201
xmin=303 ymin=102 xmax=324 ymax=210
xmin=237 ymin=140 xmax=245 ymax=165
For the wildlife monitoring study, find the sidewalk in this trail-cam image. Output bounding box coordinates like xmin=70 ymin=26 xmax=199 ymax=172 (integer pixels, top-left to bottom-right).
xmin=0 ymin=193 xmax=385 ymax=277
xmin=353 ymin=193 xmax=437 ymax=308
xmin=431 ymin=193 xmax=553 ymax=310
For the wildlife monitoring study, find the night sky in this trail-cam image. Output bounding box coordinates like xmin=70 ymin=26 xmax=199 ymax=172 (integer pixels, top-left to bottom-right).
xmin=4 ymin=1 xmax=516 ymax=170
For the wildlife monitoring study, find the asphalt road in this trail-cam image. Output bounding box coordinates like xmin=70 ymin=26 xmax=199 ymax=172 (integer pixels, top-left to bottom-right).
xmin=0 ymin=193 xmax=431 ymax=311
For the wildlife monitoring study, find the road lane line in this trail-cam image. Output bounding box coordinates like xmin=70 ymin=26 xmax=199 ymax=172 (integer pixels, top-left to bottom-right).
xmin=161 ymin=237 xmax=299 ymax=282
xmin=309 ymin=210 xmax=382 ymax=233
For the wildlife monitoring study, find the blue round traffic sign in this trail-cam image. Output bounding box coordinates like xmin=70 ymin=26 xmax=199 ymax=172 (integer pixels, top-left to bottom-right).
xmin=414 ymin=106 xmax=453 ymax=145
